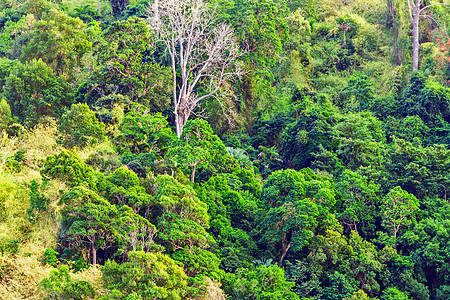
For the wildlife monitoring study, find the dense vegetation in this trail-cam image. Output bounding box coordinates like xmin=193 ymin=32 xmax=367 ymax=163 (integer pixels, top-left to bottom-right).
xmin=1 ymin=0 xmax=450 ymax=299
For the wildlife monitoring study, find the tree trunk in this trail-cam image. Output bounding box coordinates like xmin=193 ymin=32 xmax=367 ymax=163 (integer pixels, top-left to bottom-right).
xmin=98 ymin=0 xmax=101 ymax=15
xmin=278 ymin=236 xmax=291 ymax=267
xmin=154 ymin=0 xmax=158 ymax=20
xmin=190 ymin=165 xmax=196 ymax=183
xmin=412 ymin=5 xmax=420 ymax=71
xmin=393 ymin=24 xmax=403 ymax=66
xmin=92 ymin=245 xmax=97 ymax=267
xmin=387 ymin=0 xmax=396 ymax=28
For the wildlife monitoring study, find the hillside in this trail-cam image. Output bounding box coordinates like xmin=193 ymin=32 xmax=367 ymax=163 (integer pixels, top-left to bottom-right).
xmin=1 ymin=0 xmax=450 ymax=299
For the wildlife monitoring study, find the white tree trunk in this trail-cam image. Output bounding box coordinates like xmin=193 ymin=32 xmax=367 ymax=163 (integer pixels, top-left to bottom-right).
xmin=149 ymin=0 xmax=244 ymax=138
xmin=412 ymin=5 xmax=420 ymax=71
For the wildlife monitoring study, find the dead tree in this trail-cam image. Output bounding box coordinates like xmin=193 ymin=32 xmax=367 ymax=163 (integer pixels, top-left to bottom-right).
xmin=407 ymin=0 xmax=448 ymax=70
xmin=148 ymin=0 xmax=244 ymax=137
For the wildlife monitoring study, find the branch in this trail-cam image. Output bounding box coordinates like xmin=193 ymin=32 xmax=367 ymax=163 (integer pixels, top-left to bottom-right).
xmin=420 ymin=2 xmax=449 ymax=13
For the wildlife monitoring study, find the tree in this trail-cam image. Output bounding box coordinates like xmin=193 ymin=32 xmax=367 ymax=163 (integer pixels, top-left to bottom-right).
xmin=406 ymin=0 xmax=448 ymax=70
xmin=336 ymin=169 xmax=380 ymax=234
xmin=0 ymin=99 xmax=13 ymax=132
xmin=259 ymin=168 xmax=336 ymax=266
xmin=27 ymin=179 xmax=50 ymax=224
xmin=167 ymin=119 xmax=235 ymax=183
xmin=20 ymin=8 xmax=92 ymax=77
xmin=228 ymin=265 xmax=300 ymax=300
xmin=59 ymin=186 xmax=118 ymax=266
xmin=103 ymin=166 xmax=153 ymax=215
xmin=336 ymin=15 xmax=358 ymax=49
xmin=59 ymin=103 xmax=106 ymax=148
xmin=82 ymin=17 xmax=172 ymax=110
xmin=149 ymin=0 xmax=244 ymax=137
xmin=379 ymin=186 xmax=419 ymax=249
xmin=41 ymin=150 xmax=97 ymax=189
xmin=117 ymin=206 xmax=157 ymax=252
xmin=154 ymin=175 xmax=213 ymax=251
xmin=39 ymin=265 xmax=95 ymax=300
xmin=118 ymin=103 xmax=174 ymax=155
xmin=3 ymin=59 xmax=73 ymax=126
xmin=101 ymin=251 xmax=188 ymax=299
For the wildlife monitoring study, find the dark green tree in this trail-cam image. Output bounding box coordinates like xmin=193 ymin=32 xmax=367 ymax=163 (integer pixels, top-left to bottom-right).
xmin=59 ymin=103 xmax=106 ymax=148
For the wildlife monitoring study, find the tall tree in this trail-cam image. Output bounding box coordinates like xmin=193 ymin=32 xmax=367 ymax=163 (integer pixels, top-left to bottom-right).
xmin=406 ymin=0 xmax=448 ymax=70
xmin=149 ymin=0 xmax=244 ymax=137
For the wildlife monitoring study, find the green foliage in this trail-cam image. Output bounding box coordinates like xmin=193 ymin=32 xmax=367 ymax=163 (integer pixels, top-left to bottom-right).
xmin=154 ymin=175 xmax=213 ymax=252
xmin=167 ymin=119 xmax=237 ymax=183
xmin=331 ymin=111 xmax=385 ymax=170
xmin=336 ymin=169 xmax=380 ymax=235
xmin=59 ymin=103 xmax=106 ymax=148
xmin=225 ymin=0 xmax=289 ymax=71
xmin=27 ymin=179 xmax=50 ymax=223
xmin=39 ymin=265 xmax=95 ymax=300
xmin=281 ymin=96 xmax=339 ymax=170
xmin=41 ymin=150 xmax=97 ymax=188
xmin=342 ymin=75 xmax=374 ymax=112
xmin=42 ymin=248 xmax=59 ymax=267
xmin=259 ymin=168 xmax=336 ymax=265
xmin=379 ymin=186 xmax=419 ymax=249
xmin=381 ymin=287 xmax=411 ymax=300
xmin=0 ymin=98 xmax=13 ymax=132
xmin=3 ymin=58 xmax=73 ymax=126
xmin=228 ymin=265 xmax=300 ymax=300
xmin=101 ymin=251 xmax=188 ymax=299
xmin=116 ymin=205 xmax=157 ymax=252
xmin=59 ymin=186 xmax=118 ymax=265
xmin=398 ymin=72 xmax=450 ymax=126
xmin=20 ymin=8 xmax=92 ymax=77
xmin=118 ymin=103 xmax=174 ymax=155
xmin=78 ymin=16 xmax=171 ymax=110
xmin=383 ymin=138 xmax=450 ymax=199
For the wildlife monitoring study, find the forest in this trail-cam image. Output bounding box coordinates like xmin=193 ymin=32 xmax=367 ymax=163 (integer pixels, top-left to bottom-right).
xmin=1 ymin=0 xmax=450 ymax=299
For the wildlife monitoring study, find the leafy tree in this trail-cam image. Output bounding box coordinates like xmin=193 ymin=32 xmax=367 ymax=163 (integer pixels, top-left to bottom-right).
xmin=167 ymin=119 xmax=237 ymax=183
xmin=101 ymin=251 xmax=188 ymax=299
xmin=59 ymin=103 xmax=106 ymax=148
xmin=41 ymin=150 xmax=98 ymax=189
xmin=281 ymin=96 xmax=339 ymax=170
xmin=332 ymin=111 xmax=385 ymax=170
xmin=379 ymin=186 xmax=419 ymax=249
xmin=398 ymin=73 xmax=450 ymax=127
xmin=118 ymin=103 xmax=174 ymax=155
xmin=336 ymin=15 xmax=358 ymax=48
xmin=102 ymin=166 xmax=153 ymax=215
xmin=383 ymin=137 xmax=450 ymax=199
xmin=3 ymin=59 xmax=73 ymax=126
xmin=197 ymin=172 xmax=260 ymax=272
xmin=172 ymin=247 xmax=222 ymax=280
xmin=0 ymin=98 xmax=13 ymax=132
xmin=336 ymin=169 xmax=380 ymax=234
xmin=59 ymin=186 xmax=118 ymax=266
xmin=20 ymin=8 xmax=92 ymax=77
xmin=343 ymin=289 xmax=370 ymax=300
xmin=80 ymin=17 xmax=171 ymax=110
xmin=116 ymin=205 xmax=157 ymax=252
xmin=154 ymin=175 xmax=213 ymax=252
xmin=381 ymin=287 xmax=412 ymax=300
xmin=228 ymin=265 xmax=300 ymax=300
xmin=42 ymin=248 xmax=59 ymax=267
xmin=259 ymin=168 xmax=336 ymax=266
xmin=39 ymin=265 xmax=95 ymax=300
xmin=27 ymin=179 xmax=50 ymax=223
xmin=342 ymin=75 xmax=374 ymax=112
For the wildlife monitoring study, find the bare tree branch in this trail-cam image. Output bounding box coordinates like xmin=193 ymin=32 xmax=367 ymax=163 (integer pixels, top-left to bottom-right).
xmin=147 ymin=0 xmax=244 ymax=137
